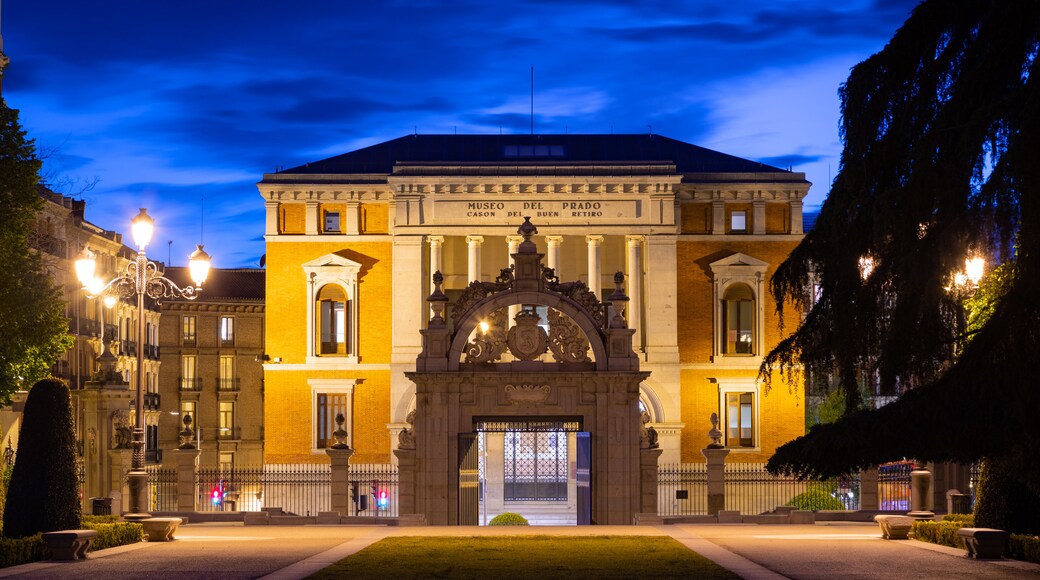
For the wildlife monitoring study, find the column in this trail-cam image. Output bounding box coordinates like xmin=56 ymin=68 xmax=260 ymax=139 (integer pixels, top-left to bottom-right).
xmin=626 ymin=235 xmax=643 ymax=352
xmin=264 ymin=201 xmax=279 ymax=236
xmin=702 ymin=447 xmax=730 ymax=515
xmin=790 ymin=200 xmax=804 ymax=235
xmin=753 ymin=200 xmax=766 ymax=235
xmin=711 ymin=199 xmax=726 ymax=234
xmin=586 ymin=235 xmax=603 ymax=298
xmin=467 ymin=235 xmax=484 ymax=283
xmin=428 ymin=236 xmax=444 ymax=317
xmin=174 ymin=448 xmax=200 ymax=512
xmin=346 ymin=201 xmax=360 ymax=235
xmin=326 ymin=447 xmax=355 ymax=517
xmin=644 ymin=235 xmax=680 ymax=363
xmin=546 ymin=235 xmax=563 ymax=277
xmin=506 ymin=236 xmax=522 ymax=326
xmin=305 ymin=200 xmax=320 ymax=235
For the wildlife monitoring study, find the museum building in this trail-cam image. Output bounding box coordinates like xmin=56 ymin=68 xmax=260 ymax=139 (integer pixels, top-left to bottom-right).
xmin=258 ymin=134 xmax=810 ymax=524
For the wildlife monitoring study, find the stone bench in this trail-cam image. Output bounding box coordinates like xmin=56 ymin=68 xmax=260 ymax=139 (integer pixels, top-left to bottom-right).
xmin=142 ymin=517 xmax=182 ymax=542
xmin=956 ymin=528 xmax=1008 ymax=559
xmin=874 ymin=514 xmax=915 ymax=539
xmin=42 ymin=529 xmax=98 ymax=560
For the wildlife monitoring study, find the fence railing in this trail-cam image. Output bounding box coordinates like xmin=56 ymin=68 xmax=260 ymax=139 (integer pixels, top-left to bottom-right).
xmin=657 ymin=463 xmax=861 ymax=516
xmin=196 ymin=464 xmax=330 ymax=515
xmin=146 ymin=465 xmax=178 ymax=512
xmin=348 ymin=463 xmax=399 ymax=518
xmin=877 ymin=460 xmax=913 ymax=511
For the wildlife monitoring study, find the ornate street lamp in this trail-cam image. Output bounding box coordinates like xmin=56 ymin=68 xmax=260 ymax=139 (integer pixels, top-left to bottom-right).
xmin=76 ymin=208 xmax=211 ymax=519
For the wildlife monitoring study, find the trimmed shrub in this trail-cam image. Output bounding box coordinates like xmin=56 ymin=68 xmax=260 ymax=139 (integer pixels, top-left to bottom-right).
xmin=1008 ymin=535 xmax=1040 ymax=564
xmin=0 ymin=534 xmax=48 ymax=568
xmin=3 ymin=379 xmax=80 ymax=538
xmin=911 ymin=521 xmax=965 ymax=549
xmin=942 ymin=513 xmax=974 ymax=524
xmin=81 ymin=515 xmax=119 ymax=526
xmin=974 ymin=458 xmax=1040 ymax=535
xmin=785 ymin=489 xmax=845 ymax=511
xmin=488 ymin=512 xmax=529 ymax=526
xmin=83 ymin=522 xmax=144 ymax=551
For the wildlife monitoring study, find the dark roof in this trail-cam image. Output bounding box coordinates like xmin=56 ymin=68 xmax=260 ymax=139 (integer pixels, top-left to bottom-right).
xmin=164 ymin=267 xmax=265 ymax=302
xmin=275 ymin=134 xmax=791 ymax=176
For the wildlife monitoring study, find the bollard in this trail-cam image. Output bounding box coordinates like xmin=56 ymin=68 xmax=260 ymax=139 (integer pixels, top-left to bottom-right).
xmin=907 ymin=465 xmax=935 ymax=519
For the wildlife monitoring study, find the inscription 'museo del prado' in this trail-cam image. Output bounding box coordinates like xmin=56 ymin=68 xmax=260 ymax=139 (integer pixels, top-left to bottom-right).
xmin=438 ymin=200 xmax=638 ymax=224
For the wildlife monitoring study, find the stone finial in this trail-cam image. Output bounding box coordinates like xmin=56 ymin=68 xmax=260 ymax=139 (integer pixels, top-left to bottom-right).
xmin=607 ymin=271 xmax=629 ymax=328
xmin=178 ymin=413 xmax=196 ymax=449
xmin=517 ymin=217 xmax=538 ymax=253
xmin=427 ymin=270 xmax=449 ymax=323
xmin=707 ymin=412 xmax=724 ymax=449
xmin=331 ymin=412 xmax=350 ymax=449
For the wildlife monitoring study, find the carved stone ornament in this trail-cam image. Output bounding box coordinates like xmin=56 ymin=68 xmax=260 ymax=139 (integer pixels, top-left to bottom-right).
xmin=398 ymin=409 xmax=416 ymax=449
xmin=547 ymin=308 xmax=591 ymax=363
xmin=506 ymin=309 xmax=549 ymax=360
xmin=464 ymin=310 xmax=508 ymax=363
xmin=504 ymin=384 xmax=551 ymax=406
xmin=112 ymin=410 xmax=132 ymax=449
xmin=546 ymin=279 xmax=606 ymax=329
xmin=331 ymin=412 xmax=350 ymax=449
xmin=178 ymin=413 xmax=196 ymax=450
xmin=707 ymin=412 xmax=724 ymax=449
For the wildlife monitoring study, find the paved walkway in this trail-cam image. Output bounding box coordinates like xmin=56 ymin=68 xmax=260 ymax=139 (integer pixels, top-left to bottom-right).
xmin=0 ymin=521 xmax=1038 ymax=579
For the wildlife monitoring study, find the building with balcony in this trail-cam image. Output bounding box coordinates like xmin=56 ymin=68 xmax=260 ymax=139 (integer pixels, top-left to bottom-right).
xmin=157 ymin=267 xmax=265 ymax=468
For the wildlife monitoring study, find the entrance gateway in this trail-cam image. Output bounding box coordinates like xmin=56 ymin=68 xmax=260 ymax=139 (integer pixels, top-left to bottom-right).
xmin=399 ymin=218 xmax=660 ymax=525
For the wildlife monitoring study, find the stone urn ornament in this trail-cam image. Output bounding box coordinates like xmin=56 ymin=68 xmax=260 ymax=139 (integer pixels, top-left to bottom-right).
xmin=707 ymin=412 xmax=724 ymax=449
xmin=331 ymin=413 xmax=350 ymax=449
xmin=178 ymin=413 xmax=196 ymax=449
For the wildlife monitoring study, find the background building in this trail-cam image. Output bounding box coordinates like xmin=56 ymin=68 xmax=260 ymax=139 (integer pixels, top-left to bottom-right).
xmin=158 ymin=267 xmax=265 ymax=468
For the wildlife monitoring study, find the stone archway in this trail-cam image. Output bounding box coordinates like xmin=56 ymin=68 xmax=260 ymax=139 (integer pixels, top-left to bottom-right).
xmin=399 ymin=218 xmax=658 ymax=525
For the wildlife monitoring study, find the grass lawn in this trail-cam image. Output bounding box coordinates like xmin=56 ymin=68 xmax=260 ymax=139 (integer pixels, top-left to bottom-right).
xmin=308 ymin=535 xmax=739 ymax=579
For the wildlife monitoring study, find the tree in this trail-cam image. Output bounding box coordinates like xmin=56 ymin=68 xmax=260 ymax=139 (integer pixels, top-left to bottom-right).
xmin=760 ymin=1 xmax=1040 ymax=532
xmin=3 ymin=378 xmax=80 ymax=538
xmin=0 ymin=103 xmax=73 ymax=402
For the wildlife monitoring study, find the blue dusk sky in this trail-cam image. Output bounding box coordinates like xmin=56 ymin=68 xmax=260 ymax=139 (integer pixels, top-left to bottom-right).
xmin=5 ymin=0 xmax=920 ymax=267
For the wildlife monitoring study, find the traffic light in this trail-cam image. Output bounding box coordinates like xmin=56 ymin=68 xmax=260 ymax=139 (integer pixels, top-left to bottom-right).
xmin=211 ymin=480 xmax=224 ymax=505
xmin=377 ymin=489 xmax=388 ymax=510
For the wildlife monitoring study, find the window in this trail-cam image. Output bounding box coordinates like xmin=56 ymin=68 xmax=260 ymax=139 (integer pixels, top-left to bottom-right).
xmin=722 ymin=284 xmax=755 ymax=355
xmin=219 ymin=401 xmax=235 ymax=439
xmin=181 ymin=355 xmax=198 ymax=390
xmin=725 ymin=392 xmax=755 ymax=448
xmin=219 ymin=355 xmax=236 ymax=390
xmin=730 ymin=210 xmax=747 ymax=232
xmin=310 ymin=379 xmax=355 ymax=450
xmin=317 ymin=285 xmax=348 ymax=355
xmin=183 ymin=316 xmax=197 ymax=345
xmin=324 ymin=211 xmax=341 ymax=233
xmin=219 ymin=452 xmax=235 ymax=470
xmin=220 ymin=316 xmax=235 ymax=345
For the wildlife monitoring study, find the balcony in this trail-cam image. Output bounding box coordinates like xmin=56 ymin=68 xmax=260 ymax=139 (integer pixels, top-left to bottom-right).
xmin=145 ymin=344 xmax=161 ymax=360
xmin=182 ymin=336 xmax=197 ymax=347
xmin=217 ymin=427 xmax=241 ymax=441
xmin=145 ymin=448 xmax=163 ymax=464
xmin=179 ymin=378 xmax=203 ymax=391
xmin=104 ymin=324 xmax=118 ymax=342
xmin=217 ymin=378 xmax=240 ymax=392
xmin=73 ymin=317 xmax=101 ymax=337
xmin=119 ymin=340 xmax=137 ymax=357
xmin=144 ymin=392 xmax=161 ymax=410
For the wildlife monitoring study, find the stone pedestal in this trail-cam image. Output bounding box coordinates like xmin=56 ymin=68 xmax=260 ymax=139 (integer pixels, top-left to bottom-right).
xmin=174 ymin=448 xmax=200 ymax=512
xmin=639 ymin=447 xmax=664 ymax=515
xmin=860 ymin=468 xmax=879 ymax=510
xmin=326 ymin=447 xmax=355 ymax=517
xmin=908 ymin=466 xmax=935 ymax=519
xmin=702 ymin=447 xmax=730 ymax=515
xmin=393 ymin=448 xmax=416 ymax=518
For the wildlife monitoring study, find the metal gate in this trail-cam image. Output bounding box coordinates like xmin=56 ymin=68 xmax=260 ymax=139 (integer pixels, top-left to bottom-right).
xmin=576 ymin=431 xmax=591 ymax=525
xmin=458 ymin=433 xmax=479 ymax=525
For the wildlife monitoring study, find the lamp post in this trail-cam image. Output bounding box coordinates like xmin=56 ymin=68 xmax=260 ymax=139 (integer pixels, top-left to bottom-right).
xmin=76 ymin=208 xmax=211 ymax=519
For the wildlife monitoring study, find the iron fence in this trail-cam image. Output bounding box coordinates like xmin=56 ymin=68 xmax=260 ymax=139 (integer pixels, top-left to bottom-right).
xmin=196 ymin=464 xmax=331 ymax=515
xmin=877 ymin=460 xmax=913 ymax=511
xmin=348 ymin=463 xmax=400 ymax=517
xmin=969 ymin=461 xmax=981 ymax=509
xmin=146 ymin=465 xmax=178 ymax=512
xmin=657 ymin=463 xmax=860 ymax=516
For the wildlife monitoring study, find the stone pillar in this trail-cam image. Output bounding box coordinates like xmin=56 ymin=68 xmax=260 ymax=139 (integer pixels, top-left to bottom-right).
xmin=586 ymin=235 xmax=603 ymax=298
xmin=711 ymin=199 xmax=726 ymax=234
xmin=702 ymin=447 xmax=730 ymax=515
xmin=625 ymin=235 xmax=643 ymax=352
xmin=860 ymin=468 xmax=879 ymax=510
xmin=326 ymin=447 xmax=355 ymax=517
xmin=507 ymin=236 xmax=523 ymax=326
xmin=108 ymin=448 xmax=132 ymax=514
xmin=640 ymin=447 xmax=664 ymax=515
xmin=752 ymin=200 xmax=766 ymax=234
xmin=644 ymin=235 xmax=680 ymax=363
xmin=345 ymin=201 xmax=360 ymax=235
xmin=305 ymin=200 xmax=320 ymax=235
xmin=545 ymin=235 xmax=563 ymax=276
xmin=790 ymin=200 xmax=804 ymax=235
xmin=427 ymin=236 xmax=444 ymax=318
xmin=264 ymin=200 xmax=279 ymax=236
xmin=466 ymin=235 xmax=484 ymax=283
xmin=908 ymin=465 xmax=935 ymax=518
xmin=174 ymin=448 xmax=200 ymax=512
xmin=393 ymin=448 xmax=416 ymax=518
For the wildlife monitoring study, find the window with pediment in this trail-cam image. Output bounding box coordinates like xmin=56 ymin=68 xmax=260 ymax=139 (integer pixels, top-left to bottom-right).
xmin=303 ymin=253 xmax=361 ymax=363
xmin=709 ymin=253 xmax=768 ymax=360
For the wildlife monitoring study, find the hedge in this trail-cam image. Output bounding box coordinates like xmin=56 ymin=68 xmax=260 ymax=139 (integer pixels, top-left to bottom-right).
xmin=785 ymin=489 xmax=846 ymax=511
xmin=941 ymin=513 xmax=975 ymax=524
xmin=1009 ymin=535 xmax=1040 ymax=564
xmin=911 ymin=521 xmax=965 ymax=549
xmin=83 ymin=522 xmax=144 ymax=551
xmin=488 ymin=512 xmax=529 ymax=526
xmin=0 ymin=535 xmax=48 ymax=568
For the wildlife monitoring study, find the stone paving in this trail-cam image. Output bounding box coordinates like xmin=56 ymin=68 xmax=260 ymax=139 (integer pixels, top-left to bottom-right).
xmin=0 ymin=521 xmax=1038 ymax=579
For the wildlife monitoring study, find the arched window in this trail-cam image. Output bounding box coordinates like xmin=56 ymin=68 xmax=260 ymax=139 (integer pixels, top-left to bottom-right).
xmin=722 ymin=283 xmax=754 ymax=355
xmin=317 ymin=284 xmax=348 ymax=355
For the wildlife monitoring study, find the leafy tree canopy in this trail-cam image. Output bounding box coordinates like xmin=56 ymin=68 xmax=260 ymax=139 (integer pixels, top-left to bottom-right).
xmin=762 ymin=1 xmax=1040 ymax=480
xmin=0 ymin=103 xmax=73 ymax=401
